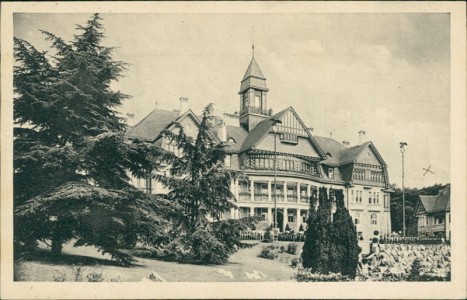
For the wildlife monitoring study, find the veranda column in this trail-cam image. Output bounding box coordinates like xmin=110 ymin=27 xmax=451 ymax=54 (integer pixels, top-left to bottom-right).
xmin=295 ymin=209 xmax=300 ymax=232
xmin=296 ymin=181 xmax=302 ymax=203
xmin=268 ymin=207 xmax=273 ymax=225
xmin=282 ymin=207 xmax=287 ymax=232
xmin=267 ymin=180 xmax=272 ymax=202
xmin=284 ymin=181 xmax=288 ymax=202
xmin=250 ymin=179 xmax=254 ymax=202
xmin=307 ymin=184 xmax=311 ymax=202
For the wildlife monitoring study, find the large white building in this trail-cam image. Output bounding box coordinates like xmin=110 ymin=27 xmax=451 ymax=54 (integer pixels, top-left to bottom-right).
xmin=127 ymin=54 xmax=393 ymax=242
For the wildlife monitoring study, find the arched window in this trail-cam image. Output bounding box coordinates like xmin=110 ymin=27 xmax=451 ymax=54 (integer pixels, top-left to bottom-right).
xmin=370 ymin=213 xmax=378 ymax=225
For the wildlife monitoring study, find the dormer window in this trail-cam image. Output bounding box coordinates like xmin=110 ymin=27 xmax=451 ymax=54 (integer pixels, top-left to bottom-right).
xmin=328 ymin=167 xmax=334 ymax=179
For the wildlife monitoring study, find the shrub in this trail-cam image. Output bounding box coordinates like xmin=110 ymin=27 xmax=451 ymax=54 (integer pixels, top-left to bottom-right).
xmin=262 ymin=226 xmax=274 ymax=243
xmin=130 ymin=247 xmax=159 ymax=259
xmin=294 ymin=268 xmax=351 ymax=282
xmin=279 ymin=245 xmax=286 ymax=253
xmin=212 ymin=217 xmax=258 ymax=251
xmin=258 ymin=246 xmax=276 ymax=260
xmin=287 ymin=243 xmax=298 ymax=254
xmin=87 ymin=271 xmax=104 ymax=282
xmin=53 ymin=270 xmax=67 ymax=282
xmin=72 ymin=266 xmax=83 ymax=282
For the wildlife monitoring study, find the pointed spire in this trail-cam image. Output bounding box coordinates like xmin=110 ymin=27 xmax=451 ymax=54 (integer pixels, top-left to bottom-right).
xmin=252 ymin=26 xmax=255 ymax=58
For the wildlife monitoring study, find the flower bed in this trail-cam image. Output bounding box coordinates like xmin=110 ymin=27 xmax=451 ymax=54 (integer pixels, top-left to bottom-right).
xmin=361 ymin=243 xmax=451 ymax=281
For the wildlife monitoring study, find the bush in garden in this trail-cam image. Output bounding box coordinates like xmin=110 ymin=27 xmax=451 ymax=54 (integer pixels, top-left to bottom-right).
xmin=287 ymin=243 xmax=298 ymax=254
xmin=86 ymin=271 xmax=104 ymax=282
xmin=258 ymin=246 xmax=276 ymax=260
xmin=408 ymin=258 xmax=423 ymax=281
xmin=294 ymin=268 xmax=351 ymax=282
xmin=279 ymin=245 xmax=286 ymax=253
xmin=262 ymin=226 xmax=274 ymax=243
xmin=212 ymin=217 xmax=259 ymax=251
xmin=163 ymin=225 xmax=231 ymax=265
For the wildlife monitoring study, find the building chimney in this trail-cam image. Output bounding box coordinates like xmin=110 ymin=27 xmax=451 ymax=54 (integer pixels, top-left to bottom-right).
xmin=179 ymin=97 xmax=188 ymax=114
xmin=342 ymin=140 xmax=350 ymax=147
xmin=358 ymin=130 xmax=366 ymax=145
xmin=213 ymin=119 xmax=227 ymax=142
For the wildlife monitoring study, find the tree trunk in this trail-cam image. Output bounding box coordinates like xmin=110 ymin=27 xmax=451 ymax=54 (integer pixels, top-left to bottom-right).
xmin=51 ymin=238 xmax=63 ymax=256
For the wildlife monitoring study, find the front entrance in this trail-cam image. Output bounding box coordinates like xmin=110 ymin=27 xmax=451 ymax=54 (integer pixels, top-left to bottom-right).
xmin=273 ymin=210 xmax=284 ymax=232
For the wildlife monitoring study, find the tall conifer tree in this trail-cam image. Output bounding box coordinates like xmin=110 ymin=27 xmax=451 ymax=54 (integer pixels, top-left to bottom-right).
xmin=155 ymin=104 xmax=255 ymax=264
xmin=301 ymin=187 xmax=359 ymax=278
xmin=14 ymin=14 xmax=169 ymax=264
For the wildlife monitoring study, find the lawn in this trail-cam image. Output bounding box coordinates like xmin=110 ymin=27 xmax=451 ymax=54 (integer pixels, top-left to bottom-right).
xmin=14 ymin=241 xmax=303 ymax=282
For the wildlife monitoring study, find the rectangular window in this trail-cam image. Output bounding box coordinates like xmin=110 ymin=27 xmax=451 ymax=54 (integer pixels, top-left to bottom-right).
xmin=288 ymin=215 xmax=294 ymax=223
xmin=225 ymin=155 xmax=231 ymax=167
xmin=354 ymin=212 xmax=360 ymax=225
xmin=368 ymin=192 xmax=372 ymax=204
xmin=328 ymin=168 xmax=334 ymax=179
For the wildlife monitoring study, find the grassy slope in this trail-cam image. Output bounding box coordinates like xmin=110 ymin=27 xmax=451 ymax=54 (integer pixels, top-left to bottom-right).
xmin=15 ymin=241 xmax=302 ymax=282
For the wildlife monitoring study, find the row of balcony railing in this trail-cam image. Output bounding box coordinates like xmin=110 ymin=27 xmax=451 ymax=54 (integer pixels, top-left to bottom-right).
xmin=240 ymin=106 xmax=272 ymax=116
xmin=237 ymin=191 xmax=309 ymax=203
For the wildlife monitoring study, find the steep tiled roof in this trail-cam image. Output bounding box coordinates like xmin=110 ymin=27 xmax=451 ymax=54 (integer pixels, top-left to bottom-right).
xmin=239 ymin=108 xmax=288 ymax=152
xmin=314 ymin=137 xmax=371 ymax=166
xmin=225 ymin=125 xmax=249 ymax=153
xmin=239 ymin=57 xmax=268 ymax=93
xmin=419 ymin=184 xmax=450 ymax=214
xmin=419 ymin=195 xmax=437 ymax=213
xmin=314 ymin=136 xmax=346 ymax=165
xmin=126 ymin=109 xmax=179 ymax=142
xmin=241 ymin=57 xmax=266 ymax=81
xmin=338 ymin=142 xmax=370 ymax=165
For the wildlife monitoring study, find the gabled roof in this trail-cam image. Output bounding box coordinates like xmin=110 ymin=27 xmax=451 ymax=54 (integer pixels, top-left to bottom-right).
xmin=418 ymin=184 xmax=451 ymax=214
xmin=314 ymin=138 xmax=387 ymax=168
xmin=126 ymin=109 xmax=180 ymax=142
xmin=126 ymin=109 xmax=203 ymax=142
xmin=239 ymin=107 xmax=327 ymax=159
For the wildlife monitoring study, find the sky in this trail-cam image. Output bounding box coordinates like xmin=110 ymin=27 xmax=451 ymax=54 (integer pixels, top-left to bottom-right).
xmin=13 ymin=12 xmax=451 ymax=188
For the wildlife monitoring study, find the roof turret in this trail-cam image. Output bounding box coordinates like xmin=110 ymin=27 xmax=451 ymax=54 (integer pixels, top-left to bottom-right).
xmin=239 ymin=57 xmax=268 ymax=93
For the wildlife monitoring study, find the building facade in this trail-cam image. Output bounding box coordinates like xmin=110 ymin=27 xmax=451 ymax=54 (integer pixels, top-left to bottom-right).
xmin=127 ymin=54 xmax=393 ymax=243
xmin=415 ymin=184 xmax=451 ymax=240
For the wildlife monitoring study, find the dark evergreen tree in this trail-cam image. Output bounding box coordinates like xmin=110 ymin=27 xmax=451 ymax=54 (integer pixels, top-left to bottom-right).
xmin=155 ymin=104 xmax=257 ymax=264
xmin=301 ymin=188 xmax=318 ymax=268
xmin=331 ymin=189 xmax=359 ymax=278
xmin=302 ymin=187 xmax=335 ymax=273
xmin=14 ymin=14 xmax=170 ymax=264
xmin=302 ymin=187 xmax=359 ymax=278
